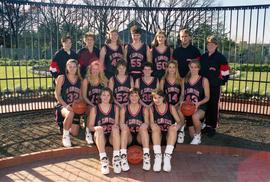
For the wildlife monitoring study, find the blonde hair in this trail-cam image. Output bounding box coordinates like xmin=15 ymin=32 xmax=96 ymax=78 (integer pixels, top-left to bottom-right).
xmin=185 ymin=60 xmax=201 ymax=83
xmin=207 ymin=35 xmax=218 ymax=45
xmin=105 ymin=29 xmax=122 ymax=46
xmin=65 ymin=59 xmax=80 ymax=77
xmin=151 ymin=30 xmax=168 ymax=47
xmin=163 ymin=60 xmax=181 ymax=85
xmin=86 ymin=60 xmax=108 ymax=86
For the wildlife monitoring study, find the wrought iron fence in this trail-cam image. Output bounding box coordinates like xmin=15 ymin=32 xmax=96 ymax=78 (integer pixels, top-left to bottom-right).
xmin=0 ymin=0 xmax=269 ymax=115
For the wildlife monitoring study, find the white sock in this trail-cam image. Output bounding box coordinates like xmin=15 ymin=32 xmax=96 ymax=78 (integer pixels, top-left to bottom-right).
xmin=113 ymin=150 xmax=120 ymax=157
xmin=143 ymin=148 xmax=150 ymax=154
xmin=86 ymin=127 xmax=90 ymax=134
xmin=165 ymin=145 xmax=174 ymax=155
xmin=99 ymin=152 xmax=107 ymax=160
xmin=120 ymin=149 xmax=127 ymax=155
xmin=153 ymin=145 xmax=161 ymax=154
xmin=63 ymin=129 xmax=69 ymax=136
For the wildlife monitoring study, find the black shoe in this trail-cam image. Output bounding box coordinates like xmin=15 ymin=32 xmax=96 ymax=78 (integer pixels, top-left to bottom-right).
xmin=59 ymin=125 xmax=63 ymax=135
xmin=206 ymin=127 xmax=216 ymax=137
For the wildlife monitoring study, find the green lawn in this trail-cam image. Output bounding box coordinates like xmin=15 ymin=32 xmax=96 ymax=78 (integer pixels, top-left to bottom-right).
xmin=224 ymin=71 xmax=270 ymax=95
xmin=0 ymin=66 xmax=53 ymax=92
xmin=1 ymin=66 xmax=269 ymax=95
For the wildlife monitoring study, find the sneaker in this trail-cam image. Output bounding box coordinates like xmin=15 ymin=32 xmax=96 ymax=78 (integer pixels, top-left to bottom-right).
xmin=62 ymin=135 xmax=71 ymax=147
xmin=121 ymin=154 xmax=130 ymax=171
xmin=163 ymin=153 xmax=172 ymax=172
xmin=100 ymin=157 xmax=110 ymax=175
xmin=153 ymin=153 xmax=162 ymax=172
xmin=113 ymin=155 xmax=121 ymax=174
xmin=190 ymin=133 xmax=201 ymax=145
xmin=201 ymin=122 xmax=206 ymax=130
xmin=177 ymin=131 xmax=185 ymax=144
xmin=142 ymin=153 xmax=151 ymax=171
xmin=85 ymin=133 xmax=94 ymax=144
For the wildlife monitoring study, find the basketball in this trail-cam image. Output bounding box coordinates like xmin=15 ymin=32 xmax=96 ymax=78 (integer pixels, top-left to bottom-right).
xmin=181 ymin=101 xmax=196 ymax=116
xmin=127 ymin=145 xmax=143 ymax=165
xmin=72 ymin=100 xmax=87 ymax=115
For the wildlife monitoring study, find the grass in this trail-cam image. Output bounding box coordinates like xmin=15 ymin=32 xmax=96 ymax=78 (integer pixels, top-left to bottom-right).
xmin=0 ymin=66 xmax=53 ymax=92
xmin=225 ymin=71 xmax=270 ymax=95
xmin=0 ymin=66 xmax=269 ymax=95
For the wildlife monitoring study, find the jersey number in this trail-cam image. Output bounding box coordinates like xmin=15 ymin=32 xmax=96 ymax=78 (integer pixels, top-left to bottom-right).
xmin=130 ymin=59 xmax=142 ymax=68
xmin=156 ymin=61 xmax=167 ymax=70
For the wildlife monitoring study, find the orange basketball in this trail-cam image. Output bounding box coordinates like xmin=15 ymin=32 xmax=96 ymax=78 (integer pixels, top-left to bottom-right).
xmin=181 ymin=101 xmax=196 ymax=116
xmin=72 ymin=100 xmax=87 ymax=115
xmin=127 ymin=145 xmax=143 ymax=165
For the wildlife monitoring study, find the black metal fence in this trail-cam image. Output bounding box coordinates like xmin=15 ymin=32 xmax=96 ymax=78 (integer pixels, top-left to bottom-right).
xmin=0 ymin=0 xmax=269 ymax=115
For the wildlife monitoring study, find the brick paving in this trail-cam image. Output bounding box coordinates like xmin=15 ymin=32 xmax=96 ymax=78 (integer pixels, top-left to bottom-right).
xmin=0 ymin=151 xmax=270 ymax=182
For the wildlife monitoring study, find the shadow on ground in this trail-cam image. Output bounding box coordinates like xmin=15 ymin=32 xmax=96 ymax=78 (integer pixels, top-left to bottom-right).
xmin=0 ymin=110 xmax=269 ymax=158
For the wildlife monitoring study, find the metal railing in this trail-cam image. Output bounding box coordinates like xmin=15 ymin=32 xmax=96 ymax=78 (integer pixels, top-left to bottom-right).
xmin=0 ymin=0 xmax=269 ymax=115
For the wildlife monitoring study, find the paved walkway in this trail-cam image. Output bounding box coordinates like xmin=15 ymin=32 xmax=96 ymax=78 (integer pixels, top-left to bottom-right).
xmin=0 ymin=149 xmax=270 ymax=182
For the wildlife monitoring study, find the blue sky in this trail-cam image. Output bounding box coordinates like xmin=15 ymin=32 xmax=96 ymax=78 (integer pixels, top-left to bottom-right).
xmin=215 ymin=0 xmax=270 ymax=6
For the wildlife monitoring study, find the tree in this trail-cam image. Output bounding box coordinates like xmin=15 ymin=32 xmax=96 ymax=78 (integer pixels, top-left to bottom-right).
xmin=0 ymin=1 xmax=32 ymax=48
xmin=82 ymin=0 xmax=130 ymax=45
xmin=129 ymin=0 xmax=215 ymax=39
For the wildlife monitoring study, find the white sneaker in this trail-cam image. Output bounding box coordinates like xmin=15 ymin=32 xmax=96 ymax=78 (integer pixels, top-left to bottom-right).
xmin=113 ymin=155 xmax=121 ymax=174
xmin=85 ymin=133 xmax=94 ymax=144
xmin=100 ymin=157 xmax=110 ymax=175
xmin=163 ymin=153 xmax=172 ymax=172
xmin=121 ymin=154 xmax=130 ymax=171
xmin=62 ymin=135 xmax=71 ymax=147
xmin=177 ymin=131 xmax=185 ymax=144
xmin=142 ymin=153 xmax=151 ymax=171
xmin=153 ymin=153 xmax=162 ymax=172
xmin=201 ymin=122 xmax=206 ymax=130
xmin=190 ymin=133 xmax=201 ymax=145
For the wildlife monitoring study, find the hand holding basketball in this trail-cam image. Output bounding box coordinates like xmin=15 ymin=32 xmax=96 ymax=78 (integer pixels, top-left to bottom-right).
xmin=180 ymin=101 xmax=196 ymax=116
xmin=72 ymin=99 xmax=87 ymax=115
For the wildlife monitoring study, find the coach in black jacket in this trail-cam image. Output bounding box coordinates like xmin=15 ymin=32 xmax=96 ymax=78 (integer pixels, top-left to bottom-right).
xmin=200 ymin=35 xmax=230 ymax=136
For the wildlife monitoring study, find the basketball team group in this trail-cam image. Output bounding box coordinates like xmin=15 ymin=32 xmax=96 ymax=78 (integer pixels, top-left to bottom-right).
xmin=49 ymin=26 xmax=230 ymax=174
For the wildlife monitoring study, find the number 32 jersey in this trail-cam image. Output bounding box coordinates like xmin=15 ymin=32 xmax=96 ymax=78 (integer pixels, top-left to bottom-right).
xmin=61 ymin=75 xmax=81 ymax=104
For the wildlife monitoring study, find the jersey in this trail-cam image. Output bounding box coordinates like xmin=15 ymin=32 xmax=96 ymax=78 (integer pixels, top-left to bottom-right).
xmin=113 ymin=76 xmax=131 ymax=105
xmin=60 ymin=75 xmax=81 ymax=105
xmin=184 ymin=76 xmax=205 ymax=104
xmin=95 ymin=104 xmax=116 ymax=135
xmin=152 ymin=103 xmax=175 ymax=132
xmin=163 ymin=78 xmax=181 ymax=105
xmin=152 ymin=47 xmax=171 ymax=80
xmin=87 ymin=82 xmax=105 ymax=105
xmin=104 ymin=45 xmax=124 ymax=79
xmin=139 ymin=77 xmax=158 ymax=106
xmin=125 ymin=105 xmax=144 ymax=133
xmin=126 ymin=43 xmax=147 ymax=80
